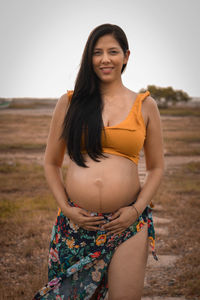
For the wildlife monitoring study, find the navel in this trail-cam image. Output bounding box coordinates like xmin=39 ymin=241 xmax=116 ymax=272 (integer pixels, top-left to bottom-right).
xmin=94 ymin=177 xmax=103 ymax=187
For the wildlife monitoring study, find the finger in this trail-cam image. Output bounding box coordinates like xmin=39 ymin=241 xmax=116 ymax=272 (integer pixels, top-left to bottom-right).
xmin=80 ymin=214 xmax=105 ymax=222
xmin=108 ymin=211 xmax=121 ymax=220
xmin=102 ymin=219 xmax=119 ymax=230
xmin=104 ymin=222 xmax=120 ymax=229
xmin=86 ymin=217 xmax=105 ymax=222
xmin=80 ymin=210 xmax=96 ymax=217
xmin=85 ymin=226 xmax=103 ymax=231
xmin=85 ymin=220 xmax=106 ymax=226
xmin=105 ymin=225 xmax=121 ymax=233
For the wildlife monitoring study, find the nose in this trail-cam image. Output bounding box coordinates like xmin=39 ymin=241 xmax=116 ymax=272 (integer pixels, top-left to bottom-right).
xmin=101 ymin=52 xmax=111 ymax=63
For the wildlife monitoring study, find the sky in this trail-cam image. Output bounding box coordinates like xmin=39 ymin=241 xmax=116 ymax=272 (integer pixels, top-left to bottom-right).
xmin=0 ymin=0 xmax=200 ymax=98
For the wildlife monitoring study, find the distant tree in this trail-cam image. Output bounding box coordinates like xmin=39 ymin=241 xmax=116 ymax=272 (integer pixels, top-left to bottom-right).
xmin=139 ymin=85 xmax=191 ymax=108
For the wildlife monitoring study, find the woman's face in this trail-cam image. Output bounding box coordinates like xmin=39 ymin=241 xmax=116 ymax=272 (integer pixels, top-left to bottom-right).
xmin=92 ymin=34 xmax=130 ymax=83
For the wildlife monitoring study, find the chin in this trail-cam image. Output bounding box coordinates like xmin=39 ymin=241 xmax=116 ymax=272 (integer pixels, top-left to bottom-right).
xmin=100 ymin=79 xmax=114 ymax=84
xmin=98 ymin=75 xmax=115 ymax=83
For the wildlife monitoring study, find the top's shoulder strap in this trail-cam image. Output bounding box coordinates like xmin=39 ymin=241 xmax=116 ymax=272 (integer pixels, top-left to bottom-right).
xmin=67 ymin=90 xmax=74 ymax=102
xmin=133 ymin=91 xmax=150 ymax=114
xmin=141 ymin=90 xmax=150 ymax=102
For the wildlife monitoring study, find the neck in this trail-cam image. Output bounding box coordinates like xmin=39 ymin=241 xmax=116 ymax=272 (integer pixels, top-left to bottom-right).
xmin=99 ymin=78 xmax=126 ymax=98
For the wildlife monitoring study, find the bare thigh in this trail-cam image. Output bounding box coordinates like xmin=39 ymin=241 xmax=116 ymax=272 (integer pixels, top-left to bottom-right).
xmin=107 ymin=223 xmax=149 ymax=300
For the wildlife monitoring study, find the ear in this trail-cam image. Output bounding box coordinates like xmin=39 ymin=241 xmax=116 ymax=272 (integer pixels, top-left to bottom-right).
xmin=123 ymin=50 xmax=130 ymax=64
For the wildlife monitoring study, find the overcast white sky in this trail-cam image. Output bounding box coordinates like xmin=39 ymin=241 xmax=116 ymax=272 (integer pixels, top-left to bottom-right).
xmin=0 ymin=0 xmax=199 ymax=98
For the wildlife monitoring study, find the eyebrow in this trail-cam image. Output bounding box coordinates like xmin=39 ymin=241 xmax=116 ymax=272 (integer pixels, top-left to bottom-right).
xmin=93 ymin=47 xmax=119 ymax=50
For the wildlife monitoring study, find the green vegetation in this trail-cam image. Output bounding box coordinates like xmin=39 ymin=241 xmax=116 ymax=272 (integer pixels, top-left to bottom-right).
xmin=140 ymin=85 xmax=191 ymax=108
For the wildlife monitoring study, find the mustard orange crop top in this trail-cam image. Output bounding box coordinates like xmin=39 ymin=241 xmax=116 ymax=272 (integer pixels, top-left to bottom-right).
xmin=67 ymin=90 xmax=150 ymax=165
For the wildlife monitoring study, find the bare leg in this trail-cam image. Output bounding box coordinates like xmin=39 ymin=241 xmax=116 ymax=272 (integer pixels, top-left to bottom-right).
xmin=108 ymin=223 xmax=149 ymax=300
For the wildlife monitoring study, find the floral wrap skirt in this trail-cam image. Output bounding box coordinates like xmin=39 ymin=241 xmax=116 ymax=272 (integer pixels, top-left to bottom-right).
xmin=33 ymin=196 xmax=158 ymax=300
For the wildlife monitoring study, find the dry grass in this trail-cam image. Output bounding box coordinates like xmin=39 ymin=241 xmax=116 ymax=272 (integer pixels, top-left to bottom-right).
xmin=146 ymin=161 xmax=200 ymax=299
xmin=160 ymin=107 xmax=200 ymax=116
xmin=9 ymin=103 xmax=54 ymax=109
xmin=0 ymin=108 xmax=200 ymax=299
xmin=9 ymin=103 xmax=45 ymax=109
xmin=0 ymin=161 xmax=63 ymax=300
xmin=162 ymin=116 xmax=200 ymax=156
xmin=0 ymin=114 xmax=51 ymax=148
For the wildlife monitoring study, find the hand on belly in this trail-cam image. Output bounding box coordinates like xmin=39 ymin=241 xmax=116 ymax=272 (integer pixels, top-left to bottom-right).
xmin=101 ymin=205 xmax=138 ymax=235
xmin=67 ymin=206 xmax=107 ymax=231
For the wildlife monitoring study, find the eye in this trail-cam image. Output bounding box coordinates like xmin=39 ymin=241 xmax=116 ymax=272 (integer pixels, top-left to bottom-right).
xmin=110 ymin=50 xmax=118 ymax=54
xmin=93 ymin=51 xmax=101 ymax=56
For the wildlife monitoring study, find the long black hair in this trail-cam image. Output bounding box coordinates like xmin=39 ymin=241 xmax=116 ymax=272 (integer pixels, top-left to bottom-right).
xmin=60 ymin=23 xmax=129 ymax=168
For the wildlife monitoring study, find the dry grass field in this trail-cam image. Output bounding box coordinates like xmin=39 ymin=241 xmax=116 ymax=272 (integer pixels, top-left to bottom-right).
xmin=0 ymin=105 xmax=200 ymax=299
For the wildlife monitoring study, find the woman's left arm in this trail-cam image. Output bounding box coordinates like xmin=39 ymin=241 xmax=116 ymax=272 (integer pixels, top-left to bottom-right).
xmin=134 ymin=96 xmax=165 ymax=215
xmin=101 ymin=96 xmax=165 ymax=235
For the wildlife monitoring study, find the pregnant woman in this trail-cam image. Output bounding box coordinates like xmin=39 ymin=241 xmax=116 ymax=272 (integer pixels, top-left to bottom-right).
xmin=33 ymin=23 xmax=164 ymax=300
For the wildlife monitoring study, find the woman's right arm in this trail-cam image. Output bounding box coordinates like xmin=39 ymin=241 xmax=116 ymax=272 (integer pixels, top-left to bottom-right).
xmin=44 ymin=93 xmax=107 ymax=230
xmin=43 ymin=93 xmax=72 ymax=217
xmin=43 ymin=93 xmax=105 ymax=230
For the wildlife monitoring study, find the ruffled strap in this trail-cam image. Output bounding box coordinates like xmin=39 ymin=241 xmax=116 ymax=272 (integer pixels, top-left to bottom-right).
xmin=140 ymin=90 xmax=150 ymax=102
xmin=67 ymin=90 xmax=74 ymax=102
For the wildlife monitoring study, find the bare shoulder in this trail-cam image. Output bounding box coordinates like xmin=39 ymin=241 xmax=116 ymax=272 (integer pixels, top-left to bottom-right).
xmin=51 ymin=93 xmax=71 ymax=120
xmin=143 ymin=95 xmax=160 ymax=116
xmin=55 ymin=92 xmax=70 ymax=111
xmin=141 ymin=95 xmax=160 ymax=128
xmin=143 ymin=95 xmax=158 ymax=108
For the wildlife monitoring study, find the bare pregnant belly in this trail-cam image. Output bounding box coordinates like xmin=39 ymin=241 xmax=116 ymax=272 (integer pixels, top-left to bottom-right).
xmin=65 ymin=154 xmax=141 ymax=213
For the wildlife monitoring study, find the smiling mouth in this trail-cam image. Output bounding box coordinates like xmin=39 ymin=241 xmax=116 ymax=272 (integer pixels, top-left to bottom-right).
xmin=100 ymin=67 xmax=113 ymax=74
